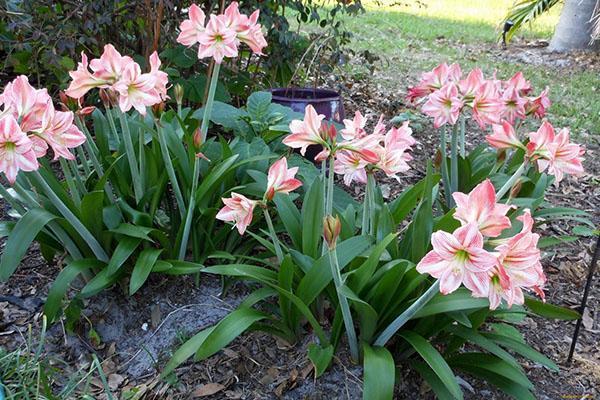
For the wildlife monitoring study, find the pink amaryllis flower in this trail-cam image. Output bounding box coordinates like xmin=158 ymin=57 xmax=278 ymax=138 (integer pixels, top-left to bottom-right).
xmin=416 ymin=223 xmax=498 ymax=296
xmin=88 ymin=44 xmax=134 ymax=86
xmin=486 ymin=121 xmax=524 ymax=150
xmin=265 ymin=157 xmax=302 ymax=201
xmin=527 ymin=121 xmax=584 ymax=184
xmin=458 ymin=68 xmax=484 ymax=99
xmin=283 ymin=105 xmax=327 ymax=156
xmin=197 ymin=14 xmax=238 ymax=64
xmin=0 ymin=115 xmax=39 ymax=184
xmin=35 ymin=108 xmax=86 ymax=160
xmin=113 ymin=62 xmax=161 ymax=115
xmin=177 ymin=4 xmax=206 ymax=46
xmin=374 ymin=122 xmax=415 ymax=180
xmin=1 ymin=76 xmax=51 ymax=133
xmin=488 ymin=210 xmax=546 ymax=309
xmin=505 ymin=72 xmax=532 ymax=96
xmin=334 ymin=149 xmax=369 ymax=186
xmin=65 ymin=53 xmax=109 ymax=99
xmin=407 ymin=63 xmax=461 ymax=103
xmin=224 ymin=2 xmax=267 ymax=55
xmin=500 ymin=85 xmax=527 ymax=124
xmin=216 ymin=192 xmax=257 ymax=235
xmin=453 ymin=179 xmax=513 ymax=237
xmin=421 ymin=83 xmax=463 ymax=128
xmin=149 ymin=52 xmax=169 ymax=101
xmin=471 ymin=81 xmax=504 ymax=128
xmin=341 ymin=111 xmax=368 ymax=140
xmin=525 ymin=88 xmax=551 ymax=119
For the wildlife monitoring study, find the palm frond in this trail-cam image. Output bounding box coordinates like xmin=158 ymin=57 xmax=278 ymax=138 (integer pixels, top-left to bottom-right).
xmin=501 ymin=0 xmax=562 ymax=42
xmin=591 ymin=0 xmax=600 ymax=42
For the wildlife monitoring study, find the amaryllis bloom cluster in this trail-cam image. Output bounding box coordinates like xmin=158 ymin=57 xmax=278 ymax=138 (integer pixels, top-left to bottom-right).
xmin=0 ymin=76 xmax=86 ymax=183
xmin=65 ymin=44 xmax=168 ymax=115
xmin=486 ymin=120 xmax=585 ymax=185
xmin=283 ymin=107 xmax=416 ymax=186
xmin=177 ymin=2 xmax=267 ymax=64
xmin=216 ymin=157 xmax=301 ymax=234
xmin=417 ymin=179 xmax=546 ymax=309
xmin=408 ymin=63 xmax=551 ymax=128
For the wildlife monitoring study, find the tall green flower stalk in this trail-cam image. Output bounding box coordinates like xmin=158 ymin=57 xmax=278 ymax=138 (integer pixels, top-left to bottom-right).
xmin=323 ymin=215 xmax=359 ymax=361
xmin=118 ymin=111 xmax=143 ymax=203
xmin=439 ymin=127 xmax=453 ymax=206
xmin=178 ymin=63 xmax=221 ymax=260
xmin=450 ymin=123 xmax=459 ymax=195
xmin=263 ymin=207 xmax=284 ymax=264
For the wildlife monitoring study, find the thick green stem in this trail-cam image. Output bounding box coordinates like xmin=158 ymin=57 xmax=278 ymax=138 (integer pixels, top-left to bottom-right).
xmin=326 ymin=157 xmax=335 ymax=216
xmin=459 ymin=115 xmax=466 ymax=157
xmin=106 ymin=108 xmax=121 ymax=146
xmin=59 ymin=158 xmax=81 ymax=206
xmin=328 ymin=247 xmax=359 ymax=361
xmin=361 ymin=180 xmax=370 ymax=236
xmin=76 ymin=146 xmax=92 ymax=176
xmin=30 ymin=170 xmax=108 ymax=262
xmin=439 ymin=127 xmax=453 ymax=207
xmin=496 ymin=162 xmax=527 ymax=201
xmin=263 ymin=207 xmax=284 ymax=264
xmin=69 ymin=159 xmax=87 ymax=195
xmin=118 ymin=111 xmax=143 ymax=203
xmin=155 ymin=119 xmax=185 ymax=218
xmin=450 ymin=123 xmax=459 ymax=195
xmin=139 ymin=125 xmax=146 ymax=194
xmin=178 ymin=63 xmax=222 ymax=260
xmin=199 ymin=63 xmax=221 ymax=144
xmin=75 ymin=118 xmax=115 ymax=201
xmin=366 ymin=173 xmax=376 ymax=236
xmin=177 ymin=159 xmax=198 ymax=260
xmin=374 ymin=280 xmax=440 ymax=347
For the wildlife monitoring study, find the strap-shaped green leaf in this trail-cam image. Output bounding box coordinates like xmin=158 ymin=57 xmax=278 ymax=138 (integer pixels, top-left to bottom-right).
xmin=307 ymin=343 xmax=334 ymax=378
xmin=0 ymin=208 xmax=58 ymax=281
xmin=412 ymin=289 xmax=489 ymax=319
xmin=194 ymin=307 xmax=267 ymax=360
xmin=301 ymin=177 xmax=324 ymax=259
xmin=363 ymin=344 xmax=395 ymax=400
xmin=400 ymin=331 xmax=463 ymax=400
xmin=45 ymin=259 xmax=105 ymax=321
xmin=448 ymin=353 xmax=533 ymax=389
xmin=130 ymin=248 xmax=163 ymax=295
xmin=107 ymin=236 xmax=142 ymax=275
xmin=484 ymin=332 xmax=558 ymax=371
xmin=524 ymin=296 xmax=579 ymax=320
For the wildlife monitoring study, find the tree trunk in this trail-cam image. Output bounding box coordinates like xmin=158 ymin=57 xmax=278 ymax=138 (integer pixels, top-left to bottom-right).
xmin=549 ymin=0 xmax=600 ymax=51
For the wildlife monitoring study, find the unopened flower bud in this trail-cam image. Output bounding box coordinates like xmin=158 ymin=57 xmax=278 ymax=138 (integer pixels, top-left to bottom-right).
xmin=77 ymin=106 xmax=96 ymax=117
xmin=509 ymin=178 xmax=523 ymax=198
xmin=497 ymin=149 xmax=507 ymax=163
xmin=99 ymin=89 xmax=117 ymax=108
xmin=434 ymin=148 xmax=442 ymax=169
xmin=174 ymin=84 xmax=184 ymax=107
xmin=323 ymin=215 xmax=341 ymax=250
xmin=320 ymin=121 xmax=337 ymax=143
xmin=193 ymin=128 xmax=202 ymax=149
xmin=152 ymin=102 xmax=165 ymax=116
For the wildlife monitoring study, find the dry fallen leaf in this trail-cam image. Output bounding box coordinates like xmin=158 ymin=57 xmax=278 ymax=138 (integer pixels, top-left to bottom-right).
xmin=108 ymin=373 xmax=125 ymax=390
xmin=192 ymin=383 xmax=225 ymax=398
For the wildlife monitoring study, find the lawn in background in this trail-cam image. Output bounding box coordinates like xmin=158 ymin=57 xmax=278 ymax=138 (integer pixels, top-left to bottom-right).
xmin=328 ymin=0 xmax=598 ymax=136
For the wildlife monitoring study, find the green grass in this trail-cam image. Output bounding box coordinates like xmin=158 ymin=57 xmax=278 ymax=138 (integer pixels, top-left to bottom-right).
xmin=311 ymin=0 xmax=598 ymax=138
xmin=0 ymin=318 xmax=110 ymax=399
